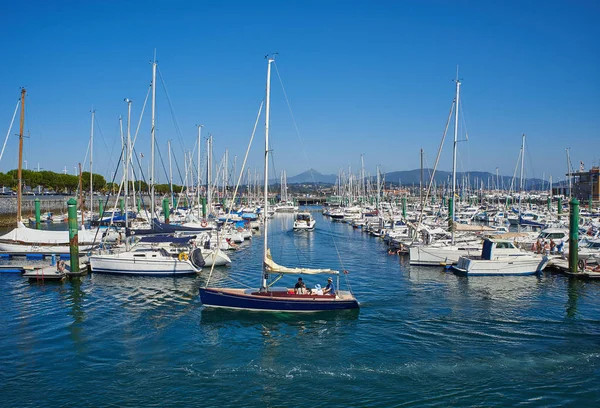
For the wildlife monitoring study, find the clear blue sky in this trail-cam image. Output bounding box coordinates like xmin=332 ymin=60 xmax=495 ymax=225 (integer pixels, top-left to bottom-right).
xmin=1 ymin=1 xmax=598 ymax=185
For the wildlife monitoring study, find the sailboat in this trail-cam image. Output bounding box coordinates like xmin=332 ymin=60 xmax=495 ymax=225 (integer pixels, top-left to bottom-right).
xmin=89 ymin=59 xmax=202 ymax=276
xmin=199 ymin=57 xmax=359 ymax=312
xmin=409 ymin=77 xmax=481 ymax=266
xmin=0 ymin=89 xmax=98 ymax=254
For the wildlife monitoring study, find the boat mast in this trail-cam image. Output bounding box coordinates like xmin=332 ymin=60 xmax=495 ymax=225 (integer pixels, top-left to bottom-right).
xmin=262 ymin=56 xmax=274 ymax=290
xmin=16 ymin=88 xmax=26 ymax=225
xmin=124 ymin=98 xmax=132 ymax=250
xmin=197 ymin=125 xmax=203 ymax=219
xmin=420 ymin=148 xmax=423 ymax=209
xmin=151 ymin=57 xmax=157 ymax=228
xmin=451 ymin=77 xmax=461 ymax=245
xmin=168 ymin=139 xmax=173 ymax=208
xmin=89 ymin=109 xmax=95 ymax=216
xmin=518 ymin=134 xmax=525 ymax=232
xmin=207 ymin=135 xmax=212 ymax=218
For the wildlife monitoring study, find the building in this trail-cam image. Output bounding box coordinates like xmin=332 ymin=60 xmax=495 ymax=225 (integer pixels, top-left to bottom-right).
xmin=569 ymin=166 xmax=599 ymax=203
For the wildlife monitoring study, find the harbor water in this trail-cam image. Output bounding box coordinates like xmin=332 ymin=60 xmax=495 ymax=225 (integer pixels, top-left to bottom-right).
xmin=1 ymin=211 xmax=599 ymax=407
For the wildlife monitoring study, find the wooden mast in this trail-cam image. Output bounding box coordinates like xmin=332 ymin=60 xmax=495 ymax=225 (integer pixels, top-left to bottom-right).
xmin=17 ymin=88 xmax=26 ymax=225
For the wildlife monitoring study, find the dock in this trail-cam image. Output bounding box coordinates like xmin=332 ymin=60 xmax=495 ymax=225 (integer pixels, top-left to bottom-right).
xmin=547 ymin=258 xmax=600 ymax=280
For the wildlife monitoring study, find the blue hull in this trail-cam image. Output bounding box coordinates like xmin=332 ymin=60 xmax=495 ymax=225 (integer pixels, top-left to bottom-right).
xmin=199 ymin=288 xmax=359 ymax=312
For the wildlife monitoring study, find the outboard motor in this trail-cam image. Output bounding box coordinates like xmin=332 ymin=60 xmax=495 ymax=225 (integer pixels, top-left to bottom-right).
xmin=189 ymin=247 xmax=206 ymax=269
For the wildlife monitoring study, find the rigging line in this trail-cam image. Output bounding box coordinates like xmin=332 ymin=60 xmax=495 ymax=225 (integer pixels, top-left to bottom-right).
xmin=273 ymin=61 xmax=317 ymax=185
xmin=157 ymin=67 xmax=187 ymax=160
xmin=0 ymin=99 xmax=20 ymax=165
xmin=415 ymin=99 xmax=455 ymax=237
xmin=93 ymin=114 xmax=118 ymax=176
xmin=129 ymin=85 xmax=152 ymax=165
xmin=205 ymin=100 xmax=264 ymax=288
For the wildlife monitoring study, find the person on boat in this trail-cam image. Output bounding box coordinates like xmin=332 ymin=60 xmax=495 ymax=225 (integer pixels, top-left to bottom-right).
xmin=294 ymin=277 xmax=306 ymax=294
xmin=550 ymin=239 xmax=556 ymax=254
xmin=543 ymin=241 xmax=551 ymax=255
xmin=531 ymin=240 xmax=539 ymax=253
xmin=323 ymin=277 xmax=336 ymax=296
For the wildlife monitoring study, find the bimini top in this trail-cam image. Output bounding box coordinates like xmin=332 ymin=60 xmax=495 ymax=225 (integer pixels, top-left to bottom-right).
xmin=264 ymin=248 xmax=338 ymax=275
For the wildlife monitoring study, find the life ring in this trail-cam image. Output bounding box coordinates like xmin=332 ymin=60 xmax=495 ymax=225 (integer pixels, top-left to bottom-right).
xmin=578 ymin=259 xmax=586 ymax=272
xmin=178 ymin=252 xmax=189 ymax=262
xmin=201 ymin=220 xmax=208 ymax=227
xmin=57 ymin=260 xmax=66 ymax=272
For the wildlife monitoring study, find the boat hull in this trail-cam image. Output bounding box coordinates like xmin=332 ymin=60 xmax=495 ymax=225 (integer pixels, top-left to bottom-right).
xmin=199 ymin=288 xmax=359 ymax=312
xmin=451 ymin=255 xmax=549 ymax=276
xmin=89 ymin=255 xmax=198 ymax=276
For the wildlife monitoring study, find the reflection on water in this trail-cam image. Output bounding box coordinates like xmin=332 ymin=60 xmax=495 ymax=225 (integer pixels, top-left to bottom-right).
xmin=1 ymin=211 xmax=600 ymax=406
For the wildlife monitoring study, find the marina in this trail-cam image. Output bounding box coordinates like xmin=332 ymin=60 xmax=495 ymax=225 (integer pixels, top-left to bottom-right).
xmin=1 ymin=210 xmax=599 ymax=406
xmin=1 ymin=1 xmax=599 ymax=405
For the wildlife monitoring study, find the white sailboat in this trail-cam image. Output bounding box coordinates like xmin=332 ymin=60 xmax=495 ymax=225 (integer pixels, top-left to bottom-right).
xmin=89 ymin=59 xmax=201 ymax=276
xmin=0 ymin=89 xmax=99 ymax=255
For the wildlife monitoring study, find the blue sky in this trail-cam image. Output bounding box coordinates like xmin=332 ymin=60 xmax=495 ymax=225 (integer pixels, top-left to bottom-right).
xmin=0 ymin=1 xmax=598 ymax=185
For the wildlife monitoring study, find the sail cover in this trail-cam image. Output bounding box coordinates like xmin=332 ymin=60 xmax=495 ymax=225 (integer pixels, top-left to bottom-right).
xmin=0 ymin=222 xmax=100 ymax=244
xmin=264 ymin=249 xmax=338 ymax=275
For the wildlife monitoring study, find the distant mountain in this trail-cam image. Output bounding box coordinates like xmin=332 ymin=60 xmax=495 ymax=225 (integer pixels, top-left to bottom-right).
xmin=287 ymin=169 xmax=337 ymax=184
xmin=283 ymin=168 xmax=549 ymax=190
xmin=384 ymin=169 xmax=546 ymax=190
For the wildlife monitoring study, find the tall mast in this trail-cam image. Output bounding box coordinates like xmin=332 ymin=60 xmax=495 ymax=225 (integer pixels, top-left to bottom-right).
xmin=151 ymin=57 xmax=157 ymax=227
xmin=168 ymin=139 xmax=173 ymax=208
xmin=16 ymin=88 xmax=26 ymax=224
xmin=262 ymin=57 xmax=274 ymax=290
xmin=124 ymin=98 xmax=132 ymax=249
xmin=518 ymin=134 xmax=525 ymax=232
xmin=451 ymin=77 xmax=461 ymax=245
xmin=420 ymin=148 xmax=423 ymax=208
xmin=197 ymin=125 xmax=203 ymax=219
xmin=89 ymin=109 xmax=95 ymax=215
xmin=207 ymin=134 xmax=213 ymax=217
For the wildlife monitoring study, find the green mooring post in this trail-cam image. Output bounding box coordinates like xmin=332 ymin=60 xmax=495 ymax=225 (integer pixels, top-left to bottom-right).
xmin=67 ymin=198 xmax=80 ymax=273
xmin=119 ymin=197 xmax=124 ymax=215
xmin=202 ymin=197 xmax=206 ymax=218
xmin=137 ymin=197 xmax=141 ymax=213
xmin=569 ymin=198 xmax=580 ymax=273
xmin=558 ymin=196 xmax=562 ymax=217
xmin=402 ymin=197 xmax=407 ymax=219
xmin=448 ymin=196 xmax=454 ymax=228
xmin=589 ymin=196 xmax=593 ymax=212
xmin=547 ymin=197 xmax=551 ymax=212
xmin=34 ymin=198 xmax=41 ymax=229
xmin=99 ymin=200 xmax=104 ymax=218
xmin=162 ymin=197 xmax=170 ymax=223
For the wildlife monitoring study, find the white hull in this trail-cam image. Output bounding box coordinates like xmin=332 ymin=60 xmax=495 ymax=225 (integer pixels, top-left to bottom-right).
xmin=90 ymin=251 xmax=199 ymax=276
xmin=201 ymin=248 xmax=231 ymax=266
xmin=452 ymin=255 xmax=549 ymax=276
xmin=293 ymin=220 xmax=316 ymax=230
xmin=409 ymin=245 xmax=478 ymax=266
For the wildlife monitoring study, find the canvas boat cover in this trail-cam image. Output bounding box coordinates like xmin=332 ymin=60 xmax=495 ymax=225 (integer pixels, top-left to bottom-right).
xmin=0 ymin=222 xmax=100 ymax=244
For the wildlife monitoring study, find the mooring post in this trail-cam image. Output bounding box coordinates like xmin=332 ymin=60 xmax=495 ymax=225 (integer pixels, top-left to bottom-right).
xmin=202 ymin=197 xmax=206 ymax=218
xmin=569 ymin=198 xmax=579 ymax=273
xmin=162 ymin=197 xmax=170 ymax=223
xmin=119 ymin=197 xmax=124 ymax=215
xmin=99 ymin=200 xmax=104 ymax=219
xmin=558 ymin=196 xmax=562 ymax=218
xmin=402 ymin=196 xmax=407 ymax=219
xmin=67 ymin=198 xmax=80 ymax=273
xmin=35 ymin=197 xmax=41 ymax=229
xmin=547 ymin=197 xmax=551 ymax=212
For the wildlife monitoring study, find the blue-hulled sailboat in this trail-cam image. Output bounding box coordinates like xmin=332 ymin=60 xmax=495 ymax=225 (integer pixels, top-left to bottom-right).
xmin=199 ymin=57 xmax=359 ymax=312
